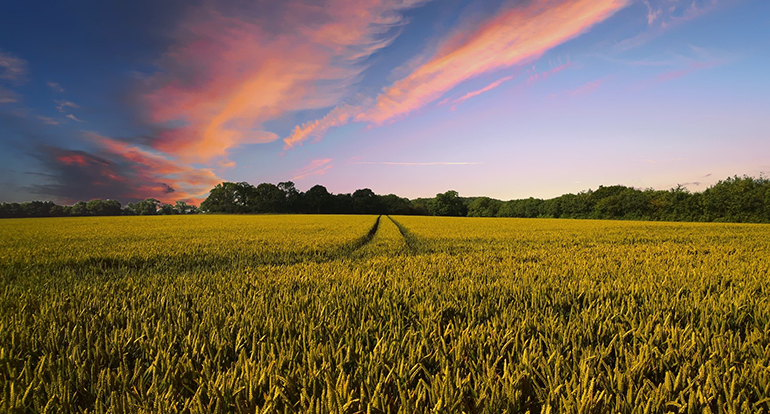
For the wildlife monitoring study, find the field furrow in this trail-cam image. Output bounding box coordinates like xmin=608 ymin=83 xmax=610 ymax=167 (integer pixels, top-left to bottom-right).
xmin=352 ymin=214 xmax=408 ymax=258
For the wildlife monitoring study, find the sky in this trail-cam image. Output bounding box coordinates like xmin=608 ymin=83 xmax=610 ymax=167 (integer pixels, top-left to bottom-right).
xmin=0 ymin=0 xmax=768 ymax=204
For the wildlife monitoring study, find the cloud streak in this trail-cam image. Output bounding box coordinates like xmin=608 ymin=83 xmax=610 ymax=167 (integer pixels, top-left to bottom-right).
xmin=142 ymin=0 xmax=428 ymax=162
xmin=445 ymin=75 xmax=516 ymax=110
xmin=37 ymin=115 xmax=60 ymax=126
xmin=284 ymin=104 xmax=358 ymax=149
xmin=361 ymin=0 xmax=628 ymax=124
xmin=55 ymin=100 xmax=80 ymax=113
xmin=525 ymin=60 xmax=574 ymax=84
xmin=565 ymin=77 xmax=608 ymax=96
xmin=285 ymin=0 xmax=628 ymax=147
xmin=293 ymin=158 xmax=333 ymax=180
xmin=86 ymin=133 xmax=222 ymax=203
xmin=351 ymin=161 xmax=482 ymax=166
xmin=616 ymin=0 xmax=725 ymax=50
xmin=0 ymin=51 xmax=27 ymax=82
xmin=47 ymin=81 xmax=65 ymax=93
xmin=0 ymin=86 xmax=19 ymax=104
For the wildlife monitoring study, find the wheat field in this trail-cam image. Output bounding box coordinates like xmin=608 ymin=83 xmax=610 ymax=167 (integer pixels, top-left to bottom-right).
xmin=1 ymin=215 xmax=769 ymax=413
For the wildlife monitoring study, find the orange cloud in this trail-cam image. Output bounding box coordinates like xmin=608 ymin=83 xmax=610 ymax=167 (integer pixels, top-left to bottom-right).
xmin=285 ymin=0 xmax=628 ymax=147
xmin=143 ymin=0 xmax=427 ymax=162
xmin=525 ymin=60 xmax=574 ymax=84
xmin=56 ymin=154 xmax=90 ymax=166
xmin=284 ymin=104 xmax=358 ymax=149
xmin=293 ymin=158 xmax=333 ymax=180
xmin=446 ymin=75 xmax=516 ymax=110
xmin=86 ymin=133 xmax=222 ymax=203
xmin=362 ymin=0 xmax=628 ymax=124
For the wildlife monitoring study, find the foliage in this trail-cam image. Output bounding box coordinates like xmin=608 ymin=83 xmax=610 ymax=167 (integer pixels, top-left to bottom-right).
xmin=3 ymin=175 xmax=770 ymax=223
xmin=428 ymin=190 xmax=467 ymax=216
xmin=199 ymin=182 xmax=257 ymax=214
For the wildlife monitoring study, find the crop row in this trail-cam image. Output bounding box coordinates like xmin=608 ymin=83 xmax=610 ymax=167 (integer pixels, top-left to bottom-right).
xmin=1 ymin=215 xmax=769 ymax=413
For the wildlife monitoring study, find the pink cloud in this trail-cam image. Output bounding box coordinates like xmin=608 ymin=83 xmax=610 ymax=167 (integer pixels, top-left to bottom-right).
xmin=284 ymin=104 xmax=358 ymax=149
xmin=86 ymin=132 xmax=222 ymax=204
xmin=351 ymin=161 xmax=482 ymax=166
xmin=525 ymin=60 xmax=574 ymax=84
xmin=142 ymin=0 xmax=427 ymax=163
xmin=361 ymin=0 xmax=628 ymax=125
xmin=293 ymin=158 xmax=333 ymax=180
xmin=56 ymin=154 xmax=90 ymax=166
xmin=565 ymin=77 xmax=609 ymax=96
xmin=651 ymin=60 xmax=719 ymax=83
xmin=446 ymin=75 xmax=516 ymax=110
xmin=642 ymin=0 xmax=662 ymax=25
xmin=285 ymin=0 xmax=628 ymax=146
xmin=634 ymin=59 xmax=723 ymax=90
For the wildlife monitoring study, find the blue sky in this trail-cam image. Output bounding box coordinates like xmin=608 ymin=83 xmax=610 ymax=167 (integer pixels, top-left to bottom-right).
xmin=1 ymin=0 xmax=768 ymax=204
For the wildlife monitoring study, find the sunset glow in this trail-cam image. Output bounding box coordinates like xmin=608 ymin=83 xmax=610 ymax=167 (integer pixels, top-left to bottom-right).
xmin=1 ymin=0 xmax=768 ymax=204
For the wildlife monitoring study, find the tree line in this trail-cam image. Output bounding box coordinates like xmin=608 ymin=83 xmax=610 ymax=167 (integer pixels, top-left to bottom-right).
xmin=2 ymin=175 xmax=769 ymax=223
xmin=0 ymin=199 xmax=198 ymax=218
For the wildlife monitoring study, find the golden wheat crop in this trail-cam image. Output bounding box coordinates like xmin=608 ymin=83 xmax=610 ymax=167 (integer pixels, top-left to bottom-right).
xmin=1 ymin=215 xmax=768 ymax=413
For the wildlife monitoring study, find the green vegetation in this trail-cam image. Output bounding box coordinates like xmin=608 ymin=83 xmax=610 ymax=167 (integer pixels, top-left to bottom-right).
xmin=2 ymin=215 xmax=769 ymax=413
xmin=3 ymin=175 xmax=770 ymax=223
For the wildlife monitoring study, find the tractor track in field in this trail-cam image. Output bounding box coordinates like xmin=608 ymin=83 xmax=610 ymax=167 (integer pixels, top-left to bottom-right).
xmin=386 ymin=215 xmax=422 ymax=254
xmin=347 ymin=215 xmax=381 ymax=255
xmin=348 ymin=215 xmax=420 ymax=258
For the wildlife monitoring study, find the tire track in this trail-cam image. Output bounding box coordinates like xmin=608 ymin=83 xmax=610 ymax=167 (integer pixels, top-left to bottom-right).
xmin=347 ymin=215 xmax=381 ymax=255
xmin=386 ymin=215 xmax=423 ymax=254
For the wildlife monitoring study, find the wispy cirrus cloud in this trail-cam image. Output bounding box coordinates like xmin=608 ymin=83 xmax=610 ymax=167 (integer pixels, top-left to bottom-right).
xmin=284 ymin=104 xmax=359 ymax=149
xmin=47 ymin=81 xmax=64 ymax=93
xmin=0 ymin=86 xmax=19 ymax=104
xmin=634 ymin=45 xmax=729 ymax=90
xmin=642 ymin=157 xmax=688 ymax=164
xmin=642 ymin=0 xmax=662 ymax=26
xmin=293 ymin=158 xmax=333 ymax=180
xmin=437 ymin=58 xmax=575 ymax=110
xmin=444 ymin=75 xmax=516 ymax=110
xmin=37 ymin=115 xmax=60 ymax=126
xmin=648 ymin=60 xmax=720 ymax=84
xmin=55 ymin=100 xmax=79 ymax=113
xmin=284 ymin=0 xmax=629 ymax=148
xmin=0 ymin=51 xmax=27 ymax=82
xmin=525 ymin=60 xmax=574 ymax=84
xmin=362 ymin=0 xmax=628 ymax=125
xmin=565 ymin=76 xmax=609 ymax=96
xmin=352 ymin=161 xmax=482 ymax=166
xmin=142 ymin=0 xmax=429 ymax=162
xmin=617 ymin=0 xmax=726 ymax=50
